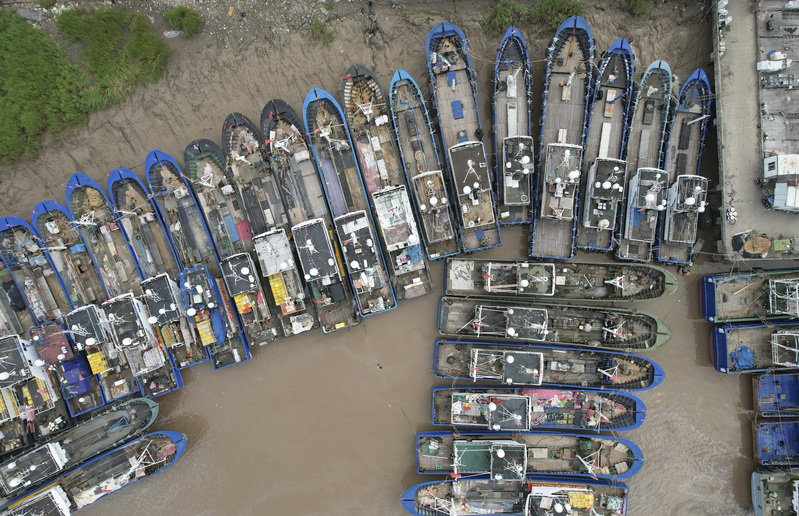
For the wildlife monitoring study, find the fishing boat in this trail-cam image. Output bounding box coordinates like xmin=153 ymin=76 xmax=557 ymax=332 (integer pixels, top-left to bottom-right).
xmin=29 ymin=321 xmax=105 ymax=417
xmin=342 ymin=64 xmax=434 ymax=300
xmin=657 ymin=68 xmax=712 ymax=265
xmin=754 ymin=418 xmax=799 ymax=466
xmin=401 ymin=476 xmax=628 ymax=516
xmin=176 ymin=265 xmax=251 ymax=369
xmin=2 ymin=431 xmax=186 ymax=514
xmin=431 ymin=386 xmax=647 ymax=432
xmin=261 ymin=98 xmax=359 ymax=333
xmin=754 ymin=372 xmax=799 ymax=418
xmin=290 ymin=219 xmax=360 ymax=333
xmin=437 ymin=296 xmax=670 ymax=351
xmin=445 ymin=257 xmax=677 ymax=301
xmin=426 ymin=22 xmax=501 ymax=252
xmin=700 ymin=268 xmax=799 ymax=323
xmin=303 ymin=87 xmax=396 ymax=316
xmin=0 ymin=335 xmax=65 ymax=457
xmin=141 ymin=273 xmax=209 ymax=369
xmin=65 ymin=173 xmax=142 ymax=297
xmin=416 ymin=431 xmax=643 ymax=480
xmin=388 ymin=70 xmax=459 ymax=259
xmin=102 ymin=293 xmax=182 ymax=398
xmin=0 ymin=397 xmax=157 ymax=503
xmin=493 ymin=27 xmax=533 ymax=226
xmin=62 ymin=303 xmax=140 ymax=403
xmin=145 ymin=149 xmax=220 ymax=276
xmin=531 ymin=16 xmax=594 ymax=260
xmin=252 ymin=229 xmax=316 ymax=336
xmin=710 ymin=320 xmax=799 ymax=374
xmin=31 ymin=200 xmax=108 ymax=307
xmin=107 ymin=168 xmax=181 ymax=280
xmin=219 ymin=252 xmax=278 ymax=345
xmin=434 ymin=339 xmax=665 ymax=391
xmin=616 ymin=60 xmax=673 ymax=262
xmin=0 ymin=217 xmax=73 ymax=333
xmin=751 ymin=467 xmax=799 ymax=516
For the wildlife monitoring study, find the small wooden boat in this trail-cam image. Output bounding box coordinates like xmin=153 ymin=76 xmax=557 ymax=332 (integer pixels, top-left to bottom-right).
xmin=261 ymin=99 xmax=359 ymax=333
xmin=65 ymin=173 xmax=142 ymax=297
xmin=31 ymin=200 xmax=109 ymax=307
xmin=388 ymin=69 xmax=459 ymax=259
xmin=434 ymin=339 xmax=665 ymax=391
xmin=416 ymin=430 xmax=644 ymax=480
xmin=431 ymin=386 xmax=647 ymax=432
xmin=303 ymin=87 xmax=396 ymax=316
xmin=493 ymin=26 xmax=533 ymax=226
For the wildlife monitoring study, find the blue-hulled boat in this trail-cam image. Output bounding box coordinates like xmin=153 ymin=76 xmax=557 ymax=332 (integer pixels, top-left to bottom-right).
xmin=145 ymin=149 xmax=220 ymax=276
xmin=754 ymin=372 xmax=799 ymax=417
xmin=577 ymin=37 xmax=635 ymax=252
xmin=2 ymin=431 xmax=186 ymax=514
xmin=176 ymin=265 xmax=251 ymax=369
xmin=710 ymin=320 xmax=799 ymax=374
xmin=426 ymin=22 xmax=501 ymax=252
xmin=431 ymin=386 xmax=647 ymax=432
xmin=261 ymin=99 xmax=359 ymax=334
xmin=146 ymin=149 xmax=252 ymax=365
xmin=657 ymin=68 xmax=712 ymax=266
xmin=401 ymin=476 xmax=628 ymax=516
xmin=141 ymin=272 xmax=209 ymax=369
xmin=65 ymin=173 xmax=142 ymax=297
xmin=107 ymin=168 xmax=181 ymax=280
xmin=0 ymin=216 xmax=72 ymax=334
xmin=303 ymin=87 xmax=397 ymax=316
xmin=493 ymin=26 xmax=533 ymax=226
xmin=342 ymin=64 xmax=434 ymax=301
xmin=388 ymin=69 xmax=460 ymax=260
xmin=754 ymin=419 xmax=799 ymax=466
xmin=617 ymin=60 xmax=673 ymax=263
xmin=700 ymin=268 xmax=799 ymax=323
xmin=31 ymin=200 xmax=109 ymax=307
xmin=531 ymin=16 xmax=594 ymax=261
xmin=0 ymin=397 xmax=157 ymax=504
xmin=29 ymin=320 xmax=106 ymax=417
xmin=434 ymin=339 xmax=665 ymax=391
xmin=184 ymin=135 xmax=283 ymax=345
xmin=416 ymin=430 xmax=643 ymax=480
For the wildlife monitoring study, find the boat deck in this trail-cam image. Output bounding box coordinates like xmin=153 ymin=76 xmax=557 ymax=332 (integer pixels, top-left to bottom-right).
xmin=448 ymin=141 xmax=500 ymax=251
xmin=221 ymin=253 xmax=280 ymax=345
xmin=430 ymin=38 xmax=480 ymax=151
xmin=541 ymin=34 xmax=589 ymax=149
xmin=499 ymin=136 xmax=534 ymax=224
xmin=583 ymin=52 xmax=631 ymax=167
xmin=625 ymin=65 xmax=671 ymax=172
xmin=719 ymin=324 xmax=781 ymax=372
xmin=616 ymin=168 xmax=668 ymax=262
xmin=705 ymin=271 xmax=799 ymax=322
xmin=531 ymin=144 xmax=582 ymax=259
xmin=577 ymin=158 xmax=627 ymax=251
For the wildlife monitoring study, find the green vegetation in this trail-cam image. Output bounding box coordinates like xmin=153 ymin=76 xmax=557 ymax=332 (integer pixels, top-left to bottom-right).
xmin=164 ymin=5 xmax=203 ymax=37
xmin=323 ymin=1 xmax=333 ymax=11
xmin=483 ymin=0 xmax=585 ymax=35
xmin=55 ymin=8 xmax=172 ymax=109
xmin=0 ymin=9 xmax=89 ymax=162
xmin=36 ymin=0 xmax=57 ymax=9
xmin=482 ymin=0 xmax=527 ymax=37
xmin=622 ymin=0 xmax=653 ymax=16
xmin=310 ymin=17 xmax=334 ymax=44
xmin=528 ymin=0 xmax=585 ymax=30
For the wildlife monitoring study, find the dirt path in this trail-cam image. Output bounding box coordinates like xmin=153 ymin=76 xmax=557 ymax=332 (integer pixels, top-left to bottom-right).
xmin=0 ymin=0 xmax=711 ymax=220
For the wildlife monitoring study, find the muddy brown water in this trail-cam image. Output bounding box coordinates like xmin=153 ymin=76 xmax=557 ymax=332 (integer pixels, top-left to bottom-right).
xmin=0 ymin=2 xmax=759 ymax=514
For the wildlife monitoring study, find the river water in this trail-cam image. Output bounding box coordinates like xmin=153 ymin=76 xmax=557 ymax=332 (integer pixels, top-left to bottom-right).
xmin=74 ymin=226 xmax=762 ymax=516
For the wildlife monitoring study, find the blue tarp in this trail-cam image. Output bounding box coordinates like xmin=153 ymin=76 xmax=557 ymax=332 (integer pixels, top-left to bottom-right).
xmin=211 ymin=308 xmax=227 ymax=344
xmin=62 ymin=358 xmax=93 ymax=396
xmin=452 ymin=100 xmax=463 ymax=120
xmin=446 ymin=71 xmax=457 ymax=87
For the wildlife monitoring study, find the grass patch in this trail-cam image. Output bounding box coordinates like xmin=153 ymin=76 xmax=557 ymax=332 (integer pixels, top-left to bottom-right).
xmin=164 ymin=5 xmax=203 ymax=37
xmin=323 ymin=1 xmax=333 ymax=11
xmin=528 ymin=0 xmax=585 ymax=30
xmin=0 ymin=9 xmax=89 ymax=163
xmin=310 ymin=17 xmax=334 ymax=44
xmin=55 ymin=8 xmax=173 ymax=109
xmin=622 ymin=0 xmax=653 ymax=16
xmin=36 ymin=0 xmax=57 ymax=9
xmin=482 ymin=0 xmax=527 ymax=37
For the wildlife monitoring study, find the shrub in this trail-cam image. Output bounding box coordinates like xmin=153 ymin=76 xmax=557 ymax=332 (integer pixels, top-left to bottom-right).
xmin=623 ymin=0 xmax=653 ymax=16
xmin=164 ymin=5 xmax=203 ymax=37
xmin=528 ymin=0 xmax=585 ymax=30
xmin=482 ymin=0 xmax=527 ymax=37
xmin=311 ymin=18 xmax=334 ymax=44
